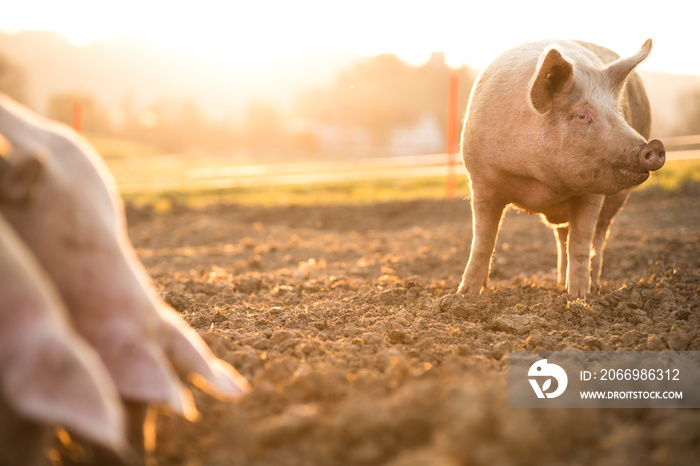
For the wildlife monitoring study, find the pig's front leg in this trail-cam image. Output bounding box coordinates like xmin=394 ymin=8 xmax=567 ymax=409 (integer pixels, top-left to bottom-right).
xmin=590 ymin=192 xmax=629 ymax=292
xmin=566 ymin=195 xmax=605 ymax=298
xmin=458 ymin=189 xmax=506 ymax=294
xmin=554 ymin=226 xmax=569 ymax=287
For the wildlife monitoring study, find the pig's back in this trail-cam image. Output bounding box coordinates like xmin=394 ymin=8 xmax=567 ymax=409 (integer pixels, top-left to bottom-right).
xmin=462 ymin=41 xmax=563 ymax=170
xmin=473 ymin=40 xmax=606 ymax=101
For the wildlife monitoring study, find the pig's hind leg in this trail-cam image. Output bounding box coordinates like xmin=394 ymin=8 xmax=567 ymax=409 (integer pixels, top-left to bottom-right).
xmin=458 ymin=189 xmax=506 ymax=294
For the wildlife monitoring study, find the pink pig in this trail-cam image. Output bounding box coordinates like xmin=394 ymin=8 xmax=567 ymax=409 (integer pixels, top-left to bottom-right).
xmin=0 ymin=212 xmax=126 ymax=465
xmin=458 ymin=39 xmax=665 ymax=298
xmin=0 ymin=94 xmax=250 ymax=460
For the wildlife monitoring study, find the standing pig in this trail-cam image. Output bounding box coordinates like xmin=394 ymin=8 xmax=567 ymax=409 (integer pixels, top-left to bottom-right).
xmin=458 ymin=39 xmax=665 ymax=298
xmin=0 ymin=94 xmax=250 ymax=461
xmin=0 ymin=213 xmax=126 ymax=465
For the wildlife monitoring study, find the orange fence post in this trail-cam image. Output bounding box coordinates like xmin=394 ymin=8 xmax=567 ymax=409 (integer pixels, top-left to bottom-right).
xmin=446 ymin=71 xmax=460 ymax=199
xmin=72 ymin=100 xmax=83 ymax=133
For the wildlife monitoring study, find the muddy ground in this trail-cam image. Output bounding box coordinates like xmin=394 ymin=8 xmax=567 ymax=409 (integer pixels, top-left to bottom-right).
xmin=123 ymin=183 xmax=699 ymax=466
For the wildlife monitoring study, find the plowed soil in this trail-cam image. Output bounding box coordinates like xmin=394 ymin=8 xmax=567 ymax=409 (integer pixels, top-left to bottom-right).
xmin=125 ymin=184 xmax=700 ymax=466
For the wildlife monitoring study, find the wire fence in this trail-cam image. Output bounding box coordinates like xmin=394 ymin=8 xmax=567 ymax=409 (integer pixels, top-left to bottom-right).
xmin=115 ymin=137 xmax=700 ymax=194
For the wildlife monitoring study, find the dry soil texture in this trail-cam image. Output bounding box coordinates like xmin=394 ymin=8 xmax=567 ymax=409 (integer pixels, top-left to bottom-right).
xmin=124 ymin=184 xmax=699 ymax=466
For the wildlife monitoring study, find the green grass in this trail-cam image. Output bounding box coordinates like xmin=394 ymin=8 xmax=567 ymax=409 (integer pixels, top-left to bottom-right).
xmin=643 ymin=158 xmax=700 ymax=192
xmin=84 ymin=132 xmax=160 ymax=160
xmin=122 ymin=158 xmax=700 ymax=209
xmin=122 ymin=176 xmax=472 ymax=210
xmin=80 ymin=131 xmax=700 ymax=208
xmin=106 ymin=148 xmax=698 ymax=209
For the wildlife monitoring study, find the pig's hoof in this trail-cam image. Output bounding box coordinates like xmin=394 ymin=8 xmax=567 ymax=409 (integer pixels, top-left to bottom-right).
xmin=457 ymin=282 xmax=481 ymax=295
xmin=566 ymin=289 xmax=589 ymax=300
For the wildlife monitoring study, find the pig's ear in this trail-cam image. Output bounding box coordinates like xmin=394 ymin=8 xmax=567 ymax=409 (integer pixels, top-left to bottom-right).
xmin=2 ymin=329 xmax=127 ymax=454
xmin=0 ymin=153 xmax=45 ymax=203
xmin=605 ymin=39 xmax=653 ymax=93
xmin=530 ymin=46 xmax=575 ymax=113
xmin=96 ymin=333 xmax=199 ymax=422
xmin=159 ymin=306 xmax=251 ymax=401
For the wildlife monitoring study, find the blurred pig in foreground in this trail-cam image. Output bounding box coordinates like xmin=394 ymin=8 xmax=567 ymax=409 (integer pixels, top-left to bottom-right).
xmin=0 ymin=213 xmax=126 ymax=465
xmin=458 ymin=39 xmax=665 ymax=298
xmin=0 ymin=94 xmax=251 ymax=462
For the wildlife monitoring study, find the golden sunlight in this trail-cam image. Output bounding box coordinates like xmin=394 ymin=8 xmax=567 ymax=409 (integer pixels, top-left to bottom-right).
xmin=1 ymin=0 xmax=697 ymax=74
xmin=1 ymin=0 xmax=698 ymax=172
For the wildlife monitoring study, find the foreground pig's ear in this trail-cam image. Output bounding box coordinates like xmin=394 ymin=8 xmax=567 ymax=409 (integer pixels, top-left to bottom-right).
xmin=2 ymin=329 xmax=127 ymax=454
xmin=530 ymin=46 xmax=574 ymax=113
xmin=0 ymin=154 xmax=45 ymax=202
xmin=97 ymin=332 xmax=199 ymax=422
xmin=159 ymin=306 xmax=251 ymax=401
xmin=605 ymin=39 xmax=653 ymax=94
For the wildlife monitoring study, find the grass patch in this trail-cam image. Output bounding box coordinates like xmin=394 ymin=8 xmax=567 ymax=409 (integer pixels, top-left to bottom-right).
xmin=85 ymin=132 xmax=161 ymax=160
xmin=122 ymin=175 xmax=471 ymax=209
xmin=643 ymin=158 xmax=700 ymax=192
xmin=117 ymin=155 xmax=698 ymax=209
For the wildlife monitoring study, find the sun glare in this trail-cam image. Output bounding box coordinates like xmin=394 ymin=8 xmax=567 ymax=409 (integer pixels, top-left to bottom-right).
xmin=2 ymin=0 xmax=698 ymax=74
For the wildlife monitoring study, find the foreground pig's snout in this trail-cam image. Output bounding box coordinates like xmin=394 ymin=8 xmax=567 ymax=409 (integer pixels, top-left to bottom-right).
xmin=639 ymin=139 xmax=665 ymax=172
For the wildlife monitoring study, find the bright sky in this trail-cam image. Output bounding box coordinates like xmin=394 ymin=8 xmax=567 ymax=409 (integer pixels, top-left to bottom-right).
xmin=1 ymin=0 xmax=698 ymax=75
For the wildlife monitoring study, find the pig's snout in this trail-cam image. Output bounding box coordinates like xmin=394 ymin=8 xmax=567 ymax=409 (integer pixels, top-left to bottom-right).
xmin=639 ymin=139 xmax=665 ymax=172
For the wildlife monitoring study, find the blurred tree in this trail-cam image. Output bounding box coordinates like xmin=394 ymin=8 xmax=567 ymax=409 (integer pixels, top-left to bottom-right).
xmin=0 ymin=51 xmax=27 ymax=103
xmin=159 ymin=99 xmax=209 ymax=152
xmin=677 ymin=87 xmax=700 ymax=135
xmin=119 ymin=97 xmax=243 ymax=154
xmin=48 ymin=93 xmax=112 ymax=134
xmin=243 ymin=100 xmax=284 ymax=153
xmin=121 ymin=98 xmax=198 ymax=152
xmin=205 ymin=114 xmax=240 ymax=153
xmin=297 ymin=53 xmax=475 ymax=151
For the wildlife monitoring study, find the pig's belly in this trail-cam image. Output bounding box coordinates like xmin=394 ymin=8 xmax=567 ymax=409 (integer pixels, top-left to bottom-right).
xmin=500 ymin=174 xmax=573 ymax=225
xmin=512 ymin=201 xmax=571 ymax=226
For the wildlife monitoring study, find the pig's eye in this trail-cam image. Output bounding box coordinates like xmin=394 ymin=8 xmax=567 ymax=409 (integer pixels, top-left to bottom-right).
xmin=574 ymin=113 xmax=591 ymax=123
